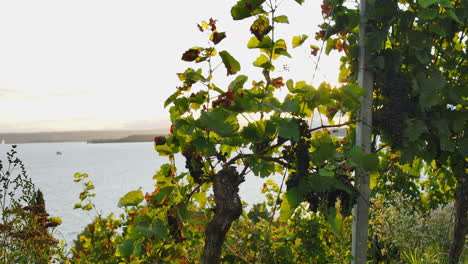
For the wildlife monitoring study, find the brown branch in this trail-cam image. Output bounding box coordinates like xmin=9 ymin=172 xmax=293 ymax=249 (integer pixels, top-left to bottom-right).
xmin=225 ymin=154 xmax=251 ymax=167
xmin=259 ymin=156 xmax=289 ymax=168
xmin=309 ymin=120 xmax=359 ymax=133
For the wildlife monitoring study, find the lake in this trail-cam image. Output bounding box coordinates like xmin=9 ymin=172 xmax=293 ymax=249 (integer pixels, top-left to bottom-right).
xmin=0 ymin=142 xmax=270 ymax=247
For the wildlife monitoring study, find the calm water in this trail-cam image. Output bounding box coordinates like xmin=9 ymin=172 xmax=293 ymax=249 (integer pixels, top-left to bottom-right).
xmin=0 ymin=142 xmax=269 ymax=246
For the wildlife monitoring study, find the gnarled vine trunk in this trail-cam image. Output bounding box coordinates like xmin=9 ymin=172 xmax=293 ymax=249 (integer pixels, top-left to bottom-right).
xmin=449 ymin=159 xmax=467 ymax=264
xmin=201 ymin=166 xmax=243 ymax=264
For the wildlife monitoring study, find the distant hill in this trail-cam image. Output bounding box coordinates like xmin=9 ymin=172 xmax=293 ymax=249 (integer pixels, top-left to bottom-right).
xmin=87 ymin=134 xmax=158 ymax=143
xmin=0 ymin=129 xmax=167 ymax=144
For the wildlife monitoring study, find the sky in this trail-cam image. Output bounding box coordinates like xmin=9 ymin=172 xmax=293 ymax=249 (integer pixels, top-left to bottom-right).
xmin=0 ymin=0 xmax=343 ymax=133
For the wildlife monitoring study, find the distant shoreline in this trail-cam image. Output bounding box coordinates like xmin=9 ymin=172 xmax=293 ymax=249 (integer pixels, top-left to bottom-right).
xmin=87 ymin=134 xmax=166 ymax=144
xmin=0 ymin=129 xmax=167 ymax=144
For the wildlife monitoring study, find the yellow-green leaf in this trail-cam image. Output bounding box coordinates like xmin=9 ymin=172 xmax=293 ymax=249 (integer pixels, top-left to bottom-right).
xmin=292 ymin=34 xmax=308 ymax=48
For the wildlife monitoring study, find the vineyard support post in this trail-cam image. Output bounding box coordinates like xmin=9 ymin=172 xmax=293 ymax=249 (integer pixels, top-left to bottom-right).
xmin=351 ymin=0 xmax=374 ymax=263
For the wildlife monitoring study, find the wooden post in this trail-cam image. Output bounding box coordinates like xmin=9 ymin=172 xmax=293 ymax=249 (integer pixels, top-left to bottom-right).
xmin=351 ymin=0 xmax=374 ymax=263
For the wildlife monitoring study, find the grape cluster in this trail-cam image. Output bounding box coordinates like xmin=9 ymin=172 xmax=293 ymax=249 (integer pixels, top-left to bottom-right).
xmin=153 ymin=136 xmax=167 ymax=146
xmin=297 ymin=118 xmax=312 ymax=138
xmin=167 ymin=207 xmax=185 ymax=243
xmin=182 ymin=147 xmax=204 ymax=184
xmin=378 ymin=72 xmax=411 ymax=148
xmin=305 ymin=174 xmax=357 ymax=216
xmin=285 ymin=119 xmax=312 ymax=190
xmin=284 ymin=140 xmax=310 ymax=189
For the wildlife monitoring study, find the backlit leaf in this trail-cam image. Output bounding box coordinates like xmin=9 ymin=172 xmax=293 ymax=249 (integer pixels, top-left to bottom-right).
xmin=199 ymin=108 xmax=240 ymax=136
xmin=118 ymin=189 xmax=144 ymax=207
xmin=231 ymin=0 xmax=266 ymax=20
xmin=273 ymin=15 xmax=289 ymax=23
xmin=253 ymin=54 xmax=274 ymax=70
xmin=292 ymin=34 xmax=308 ymax=48
xmin=275 ymin=118 xmax=300 ymax=141
xmin=247 ymin=36 xmax=273 ymax=49
xmin=228 ymin=75 xmax=248 ymax=91
xmin=219 ymin=51 xmax=241 ymax=75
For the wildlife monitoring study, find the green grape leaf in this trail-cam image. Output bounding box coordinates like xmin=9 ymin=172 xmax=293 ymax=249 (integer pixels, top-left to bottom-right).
xmin=136 ymin=220 xmax=153 ymax=238
xmin=319 ymin=168 xmax=335 ymax=177
xmin=292 ymin=34 xmax=308 ymax=48
xmin=342 ymin=83 xmax=365 ymax=110
xmin=199 ymin=108 xmax=240 ymax=136
xmin=118 ymin=189 xmax=144 ymax=207
xmin=275 ymin=117 xmax=300 ymax=142
xmin=311 ymin=132 xmax=335 ymax=163
xmin=219 ymin=51 xmax=241 ymax=75
xmin=281 ymin=95 xmax=301 ymax=114
xmin=417 ymin=72 xmax=445 ymax=110
xmin=173 ymin=118 xmax=195 ymax=137
xmin=154 ymin=186 xmax=175 ymax=204
xmin=164 ymin=91 xmax=182 ymax=108
xmin=241 ymin=122 xmax=265 ymax=143
xmin=349 ymin=147 xmax=379 ymax=172
xmin=418 ymin=0 xmax=439 ymax=8
xmin=231 ymin=0 xmax=266 ymax=20
xmin=253 ymin=54 xmax=275 ymax=70
xmin=447 ymin=10 xmax=462 ymax=24
xmin=273 ymin=39 xmax=291 ymax=58
xmin=287 ymin=80 xmax=314 ymax=93
xmin=117 ymin=239 xmax=135 ymax=257
xmin=228 ymin=75 xmax=248 ymax=91
xmin=152 ymin=219 xmax=169 ymax=240
xmin=248 ymin=156 xmax=277 ymax=177
xmin=133 ymin=241 xmax=144 ymax=257
xmin=404 ymin=119 xmax=427 ymax=142
xmin=192 ymin=136 xmax=217 ymax=156
xmin=279 ymin=184 xmax=307 ymax=221
xmin=273 ymin=15 xmax=289 ymax=23
xmin=247 ymin=36 xmax=273 ymax=49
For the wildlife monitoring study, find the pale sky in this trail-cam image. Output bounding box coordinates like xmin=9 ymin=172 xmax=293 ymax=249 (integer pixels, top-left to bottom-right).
xmin=0 ymin=0 xmax=342 ymax=133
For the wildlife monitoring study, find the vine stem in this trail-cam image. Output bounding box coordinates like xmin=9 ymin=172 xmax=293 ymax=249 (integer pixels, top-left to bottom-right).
xmin=309 ymin=119 xmax=359 ymax=133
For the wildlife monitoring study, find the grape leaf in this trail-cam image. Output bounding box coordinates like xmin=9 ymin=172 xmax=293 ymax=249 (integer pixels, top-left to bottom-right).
xmin=273 ymin=15 xmax=289 ymax=23
xmin=219 ymin=51 xmax=241 ymax=75
xmin=231 ymin=0 xmax=266 ymax=20
xmin=118 ymin=189 xmax=144 ymax=207
xmin=292 ymin=34 xmax=308 ymax=48
xmin=199 ymin=108 xmax=240 ymax=136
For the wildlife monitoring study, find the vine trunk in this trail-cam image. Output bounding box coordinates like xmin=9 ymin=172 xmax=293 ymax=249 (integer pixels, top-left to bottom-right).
xmin=200 ymin=166 xmax=243 ymax=264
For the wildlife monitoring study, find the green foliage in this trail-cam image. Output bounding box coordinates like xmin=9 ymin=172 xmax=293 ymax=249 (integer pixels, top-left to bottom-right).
xmin=0 ymin=146 xmax=66 ymax=263
xmin=118 ymin=189 xmax=144 ymax=207
xmin=71 ymin=214 xmax=123 ymax=264
xmin=369 ymin=193 xmax=466 ymax=263
xmin=60 ymin=0 xmax=467 ymax=263
xmin=225 ymin=202 xmax=353 ymax=263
